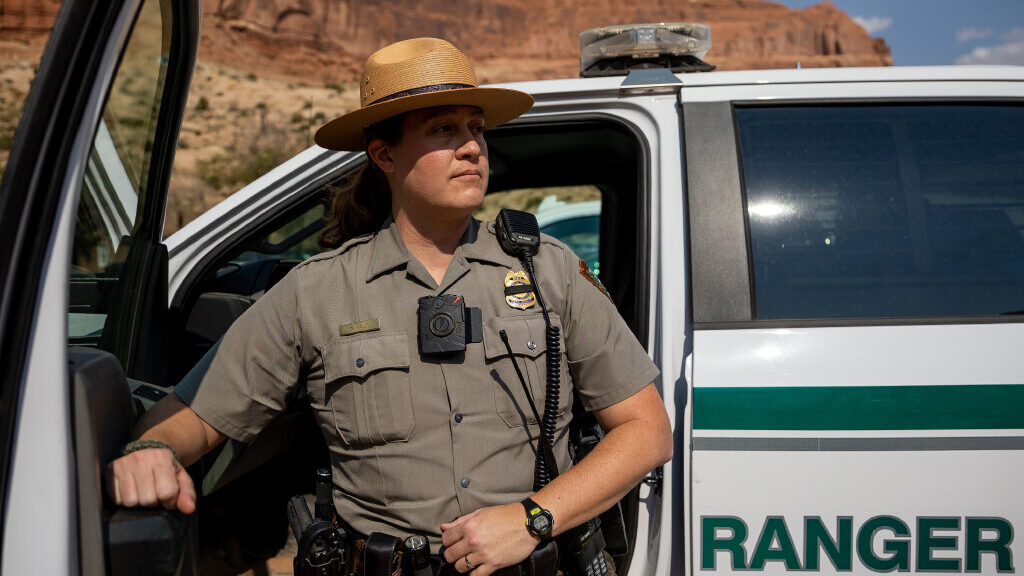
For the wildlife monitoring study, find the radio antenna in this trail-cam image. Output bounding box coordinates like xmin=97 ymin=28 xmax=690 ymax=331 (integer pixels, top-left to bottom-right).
xmin=795 ymin=5 xmax=803 ymax=69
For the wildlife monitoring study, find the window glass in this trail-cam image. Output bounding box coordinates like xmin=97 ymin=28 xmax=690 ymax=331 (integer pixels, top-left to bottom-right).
xmin=737 ymin=105 xmax=1024 ymax=320
xmin=230 ymin=202 xmax=327 ymax=267
xmin=197 ymin=201 xmax=328 ymax=304
xmin=476 ymin=185 xmax=602 ymax=275
xmin=68 ymin=0 xmax=168 ymax=345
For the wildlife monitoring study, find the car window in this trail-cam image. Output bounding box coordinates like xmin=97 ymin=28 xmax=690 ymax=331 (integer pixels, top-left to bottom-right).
xmin=68 ymin=0 xmax=168 ymax=347
xmin=736 ymin=104 xmax=1024 ymax=320
xmin=194 ymin=200 xmax=328 ymax=308
xmin=476 ymin=185 xmax=602 ymax=275
xmin=230 ymin=201 xmax=328 ymax=266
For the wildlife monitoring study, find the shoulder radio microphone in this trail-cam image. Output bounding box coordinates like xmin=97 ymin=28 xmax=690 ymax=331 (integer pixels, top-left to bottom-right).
xmin=496 ymin=208 xmax=541 ymax=257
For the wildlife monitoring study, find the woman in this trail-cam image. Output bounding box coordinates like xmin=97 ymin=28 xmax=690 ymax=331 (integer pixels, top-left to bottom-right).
xmin=110 ymin=38 xmax=672 ymax=576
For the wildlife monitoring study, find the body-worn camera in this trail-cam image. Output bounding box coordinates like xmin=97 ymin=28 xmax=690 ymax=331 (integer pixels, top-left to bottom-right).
xmin=417 ymin=294 xmax=482 ymax=355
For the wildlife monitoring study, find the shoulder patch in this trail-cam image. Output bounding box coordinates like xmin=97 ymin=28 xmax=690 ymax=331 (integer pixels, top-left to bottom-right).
xmin=579 ymin=259 xmax=612 ymax=302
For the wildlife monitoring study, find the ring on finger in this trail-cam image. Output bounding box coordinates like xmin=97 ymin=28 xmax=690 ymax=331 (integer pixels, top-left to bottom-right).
xmin=465 ymin=555 xmax=474 ymax=570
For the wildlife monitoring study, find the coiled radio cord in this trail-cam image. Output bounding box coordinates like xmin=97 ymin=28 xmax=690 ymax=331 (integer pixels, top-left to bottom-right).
xmin=522 ymin=252 xmax=561 ymax=489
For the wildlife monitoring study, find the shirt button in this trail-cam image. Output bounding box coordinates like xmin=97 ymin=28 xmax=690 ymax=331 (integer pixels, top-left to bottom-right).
xmin=355 ymin=358 xmax=365 ymax=368
xmin=454 ymin=413 xmax=463 ymax=423
xmin=527 ymin=340 xmax=537 ymax=350
xmin=460 ymin=478 xmax=471 ymax=488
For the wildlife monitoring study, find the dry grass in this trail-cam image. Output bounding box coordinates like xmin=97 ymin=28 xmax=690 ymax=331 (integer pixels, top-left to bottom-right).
xmin=0 ymin=34 xmax=43 ymax=181
xmin=164 ymin=61 xmax=359 ymax=236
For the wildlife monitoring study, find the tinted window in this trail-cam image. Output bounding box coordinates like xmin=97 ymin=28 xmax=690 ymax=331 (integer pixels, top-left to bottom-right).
xmin=737 ymin=105 xmax=1024 ymax=320
xmin=68 ymin=0 xmax=169 ymax=346
xmin=476 ymin=185 xmax=602 ymax=275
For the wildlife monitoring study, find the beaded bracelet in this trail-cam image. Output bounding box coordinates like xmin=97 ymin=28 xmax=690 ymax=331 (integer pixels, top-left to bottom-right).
xmin=121 ymin=439 xmax=178 ymax=461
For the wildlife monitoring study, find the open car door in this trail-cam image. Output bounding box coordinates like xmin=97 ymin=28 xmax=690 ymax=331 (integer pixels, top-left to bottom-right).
xmin=0 ymin=0 xmax=199 ymax=573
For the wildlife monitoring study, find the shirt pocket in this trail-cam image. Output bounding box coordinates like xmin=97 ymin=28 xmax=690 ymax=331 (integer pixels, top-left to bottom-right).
xmin=319 ymin=330 xmax=414 ymax=447
xmin=483 ymin=313 xmax=567 ymax=428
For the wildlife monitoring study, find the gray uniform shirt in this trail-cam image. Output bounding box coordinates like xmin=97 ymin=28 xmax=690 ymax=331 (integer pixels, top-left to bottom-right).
xmin=185 ymin=217 xmax=659 ymax=542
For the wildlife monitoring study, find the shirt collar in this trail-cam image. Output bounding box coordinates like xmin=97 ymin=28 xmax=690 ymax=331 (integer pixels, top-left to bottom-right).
xmin=460 ymin=219 xmax=516 ymax=269
xmin=365 ymin=217 xmax=515 ymax=285
xmin=366 ymin=216 xmax=411 ymax=283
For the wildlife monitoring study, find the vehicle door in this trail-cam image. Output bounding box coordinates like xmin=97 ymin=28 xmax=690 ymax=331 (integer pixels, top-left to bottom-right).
xmin=0 ymin=0 xmax=199 ymax=573
xmin=682 ymin=76 xmax=1024 ymax=575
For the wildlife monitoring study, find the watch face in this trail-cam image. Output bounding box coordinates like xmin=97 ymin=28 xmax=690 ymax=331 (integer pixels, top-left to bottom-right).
xmin=532 ymin=513 xmax=552 ymax=534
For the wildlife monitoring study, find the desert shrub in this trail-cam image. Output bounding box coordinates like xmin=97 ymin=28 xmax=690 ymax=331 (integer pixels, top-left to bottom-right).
xmin=198 ymin=146 xmax=291 ymax=192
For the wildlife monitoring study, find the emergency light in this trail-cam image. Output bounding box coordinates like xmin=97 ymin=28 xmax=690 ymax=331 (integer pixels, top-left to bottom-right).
xmin=579 ymin=22 xmax=714 ymax=77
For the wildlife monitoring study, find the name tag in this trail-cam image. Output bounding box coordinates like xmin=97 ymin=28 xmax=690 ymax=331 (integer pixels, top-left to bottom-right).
xmin=339 ymin=318 xmax=380 ymax=336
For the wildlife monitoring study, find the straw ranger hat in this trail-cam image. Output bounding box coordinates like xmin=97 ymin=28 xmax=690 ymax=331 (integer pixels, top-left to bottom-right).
xmin=314 ymin=38 xmax=534 ymax=151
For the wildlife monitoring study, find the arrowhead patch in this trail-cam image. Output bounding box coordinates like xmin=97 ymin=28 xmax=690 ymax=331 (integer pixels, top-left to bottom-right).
xmin=579 ymin=259 xmax=612 ymax=302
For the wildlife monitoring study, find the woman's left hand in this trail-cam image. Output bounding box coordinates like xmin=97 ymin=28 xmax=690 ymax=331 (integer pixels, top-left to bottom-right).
xmin=441 ymin=503 xmax=540 ymax=576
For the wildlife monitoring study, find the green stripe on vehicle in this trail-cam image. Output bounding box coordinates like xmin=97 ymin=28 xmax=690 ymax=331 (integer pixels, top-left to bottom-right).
xmin=693 ymin=385 xmax=1024 ymax=430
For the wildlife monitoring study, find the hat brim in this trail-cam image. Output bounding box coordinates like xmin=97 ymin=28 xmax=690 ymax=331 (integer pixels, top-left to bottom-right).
xmin=314 ymin=87 xmax=535 ymax=151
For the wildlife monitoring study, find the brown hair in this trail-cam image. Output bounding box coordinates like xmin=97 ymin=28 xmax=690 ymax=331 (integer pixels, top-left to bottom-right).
xmin=318 ymin=114 xmax=406 ymax=249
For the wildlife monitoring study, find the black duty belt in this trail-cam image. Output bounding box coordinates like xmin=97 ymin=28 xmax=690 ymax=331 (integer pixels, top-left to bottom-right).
xmin=352 ymin=536 xmax=560 ymax=576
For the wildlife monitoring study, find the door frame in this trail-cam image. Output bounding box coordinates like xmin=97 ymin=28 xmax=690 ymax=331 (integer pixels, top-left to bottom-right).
xmin=0 ymin=0 xmax=199 ymax=570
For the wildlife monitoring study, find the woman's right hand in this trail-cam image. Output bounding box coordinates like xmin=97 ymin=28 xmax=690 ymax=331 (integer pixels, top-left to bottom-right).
xmin=106 ymin=447 xmax=196 ymax=514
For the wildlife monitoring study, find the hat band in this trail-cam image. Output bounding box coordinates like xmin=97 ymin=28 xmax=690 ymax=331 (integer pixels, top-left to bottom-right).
xmin=368 ymin=82 xmax=475 ymax=106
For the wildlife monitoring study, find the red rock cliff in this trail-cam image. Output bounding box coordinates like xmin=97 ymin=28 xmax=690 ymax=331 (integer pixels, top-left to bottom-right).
xmin=201 ymin=0 xmax=890 ymax=81
xmin=3 ymin=0 xmax=890 ymax=83
xmin=0 ymin=0 xmax=61 ymax=32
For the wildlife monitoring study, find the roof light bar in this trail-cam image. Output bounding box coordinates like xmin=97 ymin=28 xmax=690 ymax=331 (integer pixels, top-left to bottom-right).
xmin=579 ymin=22 xmax=713 ymax=78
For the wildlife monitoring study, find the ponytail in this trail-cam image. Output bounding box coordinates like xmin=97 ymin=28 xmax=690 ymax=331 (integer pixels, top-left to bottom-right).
xmin=318 ymin=114 xmax=406 ymax=249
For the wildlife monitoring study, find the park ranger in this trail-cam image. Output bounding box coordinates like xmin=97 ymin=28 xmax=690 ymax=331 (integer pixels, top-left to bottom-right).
xmin=108 ymin=37 xmax=672 ymax=576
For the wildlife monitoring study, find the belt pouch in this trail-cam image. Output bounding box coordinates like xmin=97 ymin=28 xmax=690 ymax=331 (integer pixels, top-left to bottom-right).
xmin=365 ymin=532 xmax=404 ymax=576
xmin=525 ymin=540 xmax=560 ymax=576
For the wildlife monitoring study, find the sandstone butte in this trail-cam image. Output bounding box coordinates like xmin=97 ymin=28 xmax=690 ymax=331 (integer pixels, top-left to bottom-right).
xmin=2 ymin=0 xmax=890 ymax=84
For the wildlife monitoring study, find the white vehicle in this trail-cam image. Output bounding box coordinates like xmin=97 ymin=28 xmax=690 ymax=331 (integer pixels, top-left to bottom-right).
xmin=1 ymin=0 xmax=1022 ymax=574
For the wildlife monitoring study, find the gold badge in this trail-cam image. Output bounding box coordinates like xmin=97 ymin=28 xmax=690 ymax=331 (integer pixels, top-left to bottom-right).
xmin=504 ymin=270 xmax=536 ymax=310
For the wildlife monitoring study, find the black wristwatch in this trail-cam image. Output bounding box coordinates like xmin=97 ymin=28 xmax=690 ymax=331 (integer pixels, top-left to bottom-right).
xmin=521 ymin=497 xmax=554 ymax=540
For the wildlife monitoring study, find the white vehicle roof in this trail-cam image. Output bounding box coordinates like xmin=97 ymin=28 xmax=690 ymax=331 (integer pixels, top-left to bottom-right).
xmin=493 ymin=65 xmax=1024 ymax=98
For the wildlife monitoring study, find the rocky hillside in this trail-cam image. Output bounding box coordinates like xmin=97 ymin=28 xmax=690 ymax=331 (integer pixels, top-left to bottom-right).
xmin=182 ymin=0 xmax=890 ymax=82
xmin=3 ymin=0 xmax=889 ymax=81
xmin=1 ymin=0 xmax=890 ymax=235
